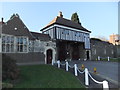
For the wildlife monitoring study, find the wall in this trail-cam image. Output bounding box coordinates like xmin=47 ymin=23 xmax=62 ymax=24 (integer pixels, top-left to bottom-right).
xmin=91 ymin=39 xmax=116 ymax=60
xmin=3 ymin=52 xmax=45 ymax=64
xmin=116 ymin=45 xmax=120 ymax=57
xmin=0 ymin=34 xmax=1 ymax=53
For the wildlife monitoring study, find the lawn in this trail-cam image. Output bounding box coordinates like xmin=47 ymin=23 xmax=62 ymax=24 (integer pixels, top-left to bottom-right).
xmin=11 ymin=65 xmax=85 ymax=88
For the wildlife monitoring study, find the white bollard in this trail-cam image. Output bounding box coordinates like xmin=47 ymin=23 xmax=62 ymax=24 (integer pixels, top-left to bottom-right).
xmin=98 ymin=56 xmax=100 ymax=61
xmin=52 ymin=59 xmax=54 ymax=66
xmin=85 ymin=68 xmax=89 ymax=86
xmin=74 ymin=64 xmax=78 ymax=76
xmin=66 ymin=61 xmax=68 ymax=71
xmin=103 ymin=80 xmax=109 ymax=90
xmin=108 ymin=56 xmax=110 ymax=61
xmin=57 ymin=60 xmax=60 ymax=68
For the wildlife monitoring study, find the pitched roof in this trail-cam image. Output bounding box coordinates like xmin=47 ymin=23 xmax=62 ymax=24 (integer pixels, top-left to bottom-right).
xmin=2 ymin=14 xmax=34 ymax=40
xmin=31 ymin=31 xmax=51 ymax=41
xmin=90 ymin=38 xmax=112 ymax=45
xmin=40 ymin=16 xmax=91 ymax=33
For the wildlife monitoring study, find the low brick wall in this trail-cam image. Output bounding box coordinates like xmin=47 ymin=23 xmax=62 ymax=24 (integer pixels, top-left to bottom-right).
xmin=2 ymin=52 xmax=45 ymax=64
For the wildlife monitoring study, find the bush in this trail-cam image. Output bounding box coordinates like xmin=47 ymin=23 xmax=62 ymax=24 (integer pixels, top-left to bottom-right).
xmin=2 ymin=82 xmax=13 ymax=88
xmin=2 ymin=54 xmax=20 ymax=80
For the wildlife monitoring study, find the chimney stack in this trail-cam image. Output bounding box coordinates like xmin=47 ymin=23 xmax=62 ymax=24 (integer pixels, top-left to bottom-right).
xmin=58 ymin=11 xmax=63 ymax=18
xmin=1 ymin=18 xmax=3 ymax=23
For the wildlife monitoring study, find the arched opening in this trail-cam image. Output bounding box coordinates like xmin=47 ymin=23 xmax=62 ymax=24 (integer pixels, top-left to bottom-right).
xmin=72 ymin=43 xmax=80 ymax=60
xmin=46 ymin=49 xmax=53 ymax=64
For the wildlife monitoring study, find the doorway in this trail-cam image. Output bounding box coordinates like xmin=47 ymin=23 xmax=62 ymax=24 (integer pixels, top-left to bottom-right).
xmin=72 ymin=43 xmax=80 ymax=60
xmin=86 ymin=51 xmax=89 ymax=60
xmin=46 ymin=49 xmax=52 ymax=64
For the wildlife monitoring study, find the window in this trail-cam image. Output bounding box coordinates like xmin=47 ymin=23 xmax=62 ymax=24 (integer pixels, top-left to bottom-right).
xmin=2 ymin=35 xmax=28 ymax=53
xmin=76 ymin=32 xmax=80 ymax=37
xmin=64 ymin=30 xmax=69 ymax=35
xmin=2 ymin=36 xmax=6 ymax=52
xmin=2 ymin=35 xmax=15 ymax=53
xmin=75 ymin=32 xmax=77 ymax=36
xmin=92 ymin=48 xmax=96 ymax=55
xmin=29 ymin=40 xmax=34 ymax=52
xmin=16 ymin=37 xmax=27 ymax=52
xmin=79 ymin=33 xmax=81 ymax=37
xmin=104 ymin=49 xmax=106 ymax=54
xmin=61 ymin=29 xmax=64 ymax=34
xmin=111 ymin=49 xmax=114 ymax=54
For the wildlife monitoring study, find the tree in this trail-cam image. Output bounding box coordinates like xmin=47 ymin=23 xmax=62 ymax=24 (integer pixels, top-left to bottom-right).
xmin=71 ymin=12 xmax=81 ymax=25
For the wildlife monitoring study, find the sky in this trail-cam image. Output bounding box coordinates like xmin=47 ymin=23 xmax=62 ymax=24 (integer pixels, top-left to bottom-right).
xmin=0 ymin=2 xmax=118 ymax=40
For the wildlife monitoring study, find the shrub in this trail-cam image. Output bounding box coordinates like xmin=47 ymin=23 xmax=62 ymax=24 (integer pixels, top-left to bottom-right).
xmin=2 ymin=54 xmax=20 ymax=80
xmin=2 ymin=83 xmax=13 ymax=88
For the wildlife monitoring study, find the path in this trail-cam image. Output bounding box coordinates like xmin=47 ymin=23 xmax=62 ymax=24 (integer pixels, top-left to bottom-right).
xmin=59 ymin=60 xmax=120 ymax=89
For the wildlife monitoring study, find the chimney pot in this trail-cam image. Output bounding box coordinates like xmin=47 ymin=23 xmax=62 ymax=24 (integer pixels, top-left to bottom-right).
xmin=58 ymin=11 xmax=63 ymax=18
xmin=1 ymin=18 xmax=3 ymax=22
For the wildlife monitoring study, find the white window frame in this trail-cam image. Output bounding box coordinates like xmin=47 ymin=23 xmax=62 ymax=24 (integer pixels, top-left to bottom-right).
xmin=16 ymin=36 xmax=28 ymax=53
xmin=2 ymin=34 xmax=28 ymax=53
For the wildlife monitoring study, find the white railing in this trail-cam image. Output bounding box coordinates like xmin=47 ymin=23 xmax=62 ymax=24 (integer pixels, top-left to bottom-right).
xmin=52 ymin=60 xmax=109 ymax=90
xmin=97 ymin=56 xmax=110 ymax=61
xmin=97 ymin=56 xmax=118 ymax=62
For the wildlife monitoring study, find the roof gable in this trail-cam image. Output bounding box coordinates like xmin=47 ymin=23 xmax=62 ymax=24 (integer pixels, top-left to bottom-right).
xmin=41 ymin=16 xmax=91 ymax=33
xmin=2 ymin=14 xmax=34 ymax=40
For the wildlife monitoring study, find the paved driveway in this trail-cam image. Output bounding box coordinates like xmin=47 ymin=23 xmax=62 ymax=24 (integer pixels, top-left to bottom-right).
xmin=67 ymin=60 xmax=119 ymax=86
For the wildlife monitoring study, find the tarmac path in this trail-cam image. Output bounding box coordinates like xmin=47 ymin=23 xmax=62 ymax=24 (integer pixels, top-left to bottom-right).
xmin=65 ymin=60 xmax=120 ymax=88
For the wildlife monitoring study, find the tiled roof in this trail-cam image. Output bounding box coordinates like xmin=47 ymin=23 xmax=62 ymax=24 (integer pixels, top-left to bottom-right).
xmin=0 ymin=21 xmax=5 ymax=24
xmin=31 ymin=31 xmax=51 ymax=41
xmin=41 ymin=16 xmax=91 ymax=33
xmin=90 ymin=38 xmax=112 ymax=45
xmin=2 ymin=15 xmax=34 ymax=40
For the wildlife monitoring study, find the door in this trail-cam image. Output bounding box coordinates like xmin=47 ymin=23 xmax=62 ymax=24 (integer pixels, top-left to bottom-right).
xmin=86 ymin=51 xmax=89 ymax=60
xmin=46 ymin=49 xmax=52 ymax=64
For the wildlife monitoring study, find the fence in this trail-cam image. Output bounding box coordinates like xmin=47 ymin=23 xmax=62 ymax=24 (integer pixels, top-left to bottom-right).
xmin=97 ymin=56 xmax=110 ymax=61
xmin=52 ymin=60 xmax=109 ymax=90
xmin=97 ymin=56 xmax=118 ymax=61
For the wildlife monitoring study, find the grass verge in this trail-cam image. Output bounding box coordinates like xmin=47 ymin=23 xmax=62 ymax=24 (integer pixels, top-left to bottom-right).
xmin=4 ymin=64 xmax=85 ymax=88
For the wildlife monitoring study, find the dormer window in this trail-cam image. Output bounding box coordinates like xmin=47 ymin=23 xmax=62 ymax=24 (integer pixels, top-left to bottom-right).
xmin=14 ymin=27 xmax=17 ymax=30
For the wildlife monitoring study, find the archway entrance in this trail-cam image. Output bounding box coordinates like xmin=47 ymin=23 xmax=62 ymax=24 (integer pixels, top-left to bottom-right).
xmin=46 ymin=49 xmax=53 ymax=64
xmin=72 ymin=43 xmax=80 ymax=60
